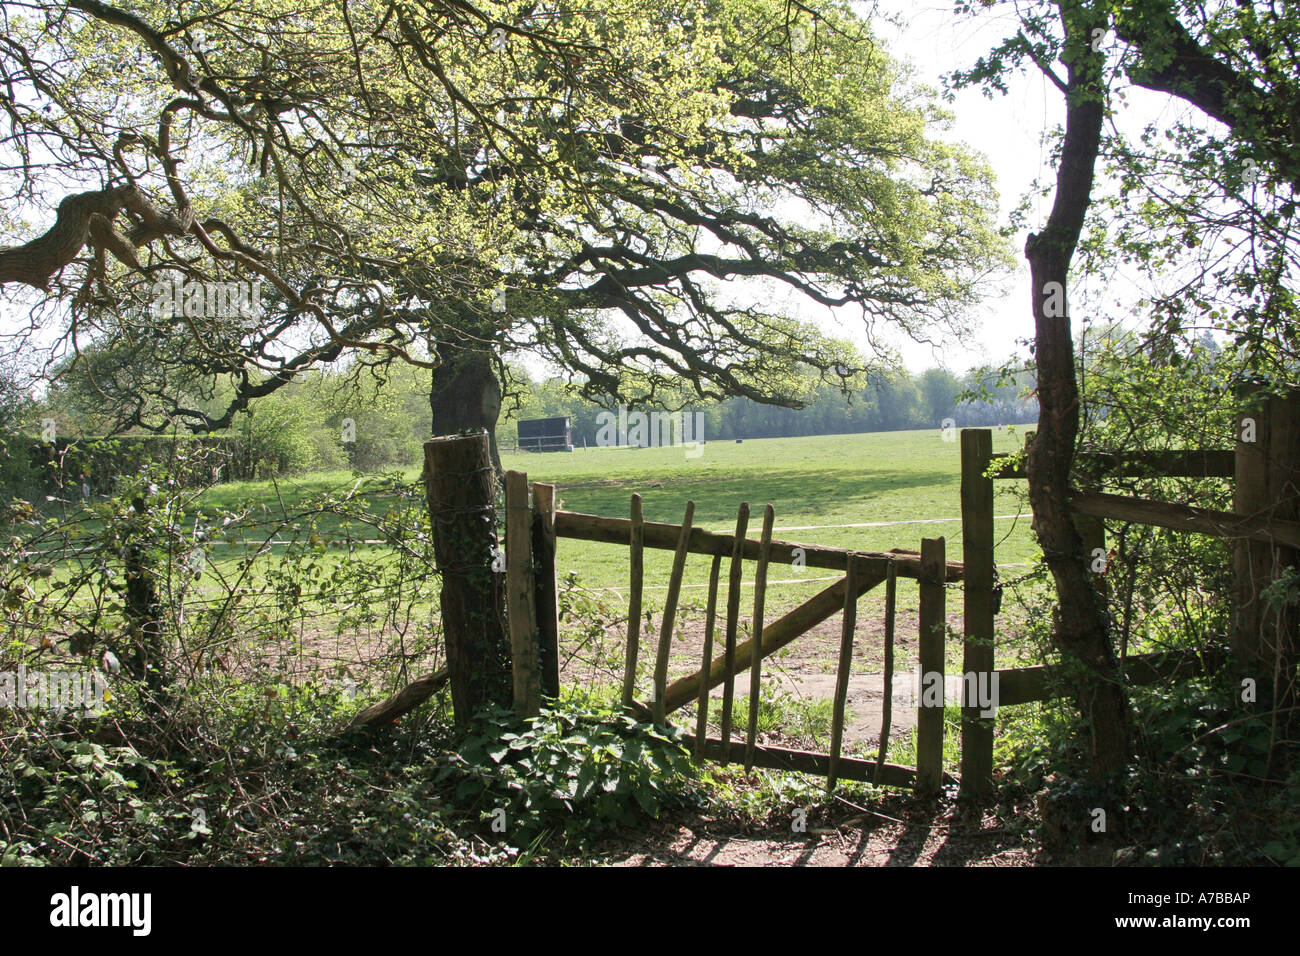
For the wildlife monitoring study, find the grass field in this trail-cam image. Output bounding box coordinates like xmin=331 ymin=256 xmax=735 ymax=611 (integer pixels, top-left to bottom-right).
xmin=34 ymin=425 xmax=1046 ymax=763
xmin=499 ymin=426 xmax=1039 ymax=604
xmin=193 ymin=425 xmax=1040 ymax=620
xmin=190 ymin=425 xmax=1042 ymax=636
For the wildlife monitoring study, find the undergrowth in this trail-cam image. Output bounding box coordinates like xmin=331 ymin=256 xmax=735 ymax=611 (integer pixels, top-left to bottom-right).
xmin=0 ymin=684 xmax=702 ymax=866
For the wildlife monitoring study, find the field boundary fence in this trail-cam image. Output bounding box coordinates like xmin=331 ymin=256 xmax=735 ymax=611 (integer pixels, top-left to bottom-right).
xmin=957 ymin=386 xmax=1298 ymax=795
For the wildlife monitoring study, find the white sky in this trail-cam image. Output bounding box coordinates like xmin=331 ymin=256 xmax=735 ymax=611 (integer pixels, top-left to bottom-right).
xmin=867 ymin=0 xmax=1053 ymax=372
xmin=850 ymin=1 xmax=1217 ymax=374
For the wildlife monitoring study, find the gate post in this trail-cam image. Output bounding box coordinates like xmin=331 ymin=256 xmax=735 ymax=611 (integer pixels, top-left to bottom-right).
xmin=424 ymin=432 xmax=511 ymax=725
xmin=1233 ymin=386 xmax=1300 ymax=744
xmin=916 ymin=536 xmax=946 ymax=795
xmin=505 ymin=470 xmax=541 ymax=718
xmin=959 ymin=429 xmax=996 ymax=802
xmin=531 ymin=482 xmax=561 ymax=700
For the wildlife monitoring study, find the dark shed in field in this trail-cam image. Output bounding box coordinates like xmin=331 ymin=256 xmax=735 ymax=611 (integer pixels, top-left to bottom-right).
xmin=517 ymin=416 xmax=573 ymax=451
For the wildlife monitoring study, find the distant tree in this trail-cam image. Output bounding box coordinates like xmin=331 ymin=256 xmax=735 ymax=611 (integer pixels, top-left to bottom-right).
xmin=920 ymin=368 xmax=962 ymax=426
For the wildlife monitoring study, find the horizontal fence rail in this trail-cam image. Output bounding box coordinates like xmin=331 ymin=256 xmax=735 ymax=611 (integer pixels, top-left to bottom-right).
xmin=553 ymin=510 xmax=965 ymax=580
xmin=684 ymin=736 xmax=940 ymax=789
xmin=991 ymin=448 xmax=1236 ymax=480
xmin=995 ymin=648 xmax=1226 ymax=708
xmin=1070 ymin=491 xmax=1300 ymax=549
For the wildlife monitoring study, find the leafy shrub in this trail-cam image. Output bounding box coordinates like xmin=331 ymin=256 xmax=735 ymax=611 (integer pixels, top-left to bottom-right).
xmin=447 ymin=699 xmax=700 ymax=846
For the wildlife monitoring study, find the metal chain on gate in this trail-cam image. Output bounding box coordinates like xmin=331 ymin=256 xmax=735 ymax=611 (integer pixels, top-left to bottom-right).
xmin=941 ymin=562 xmax=1046 ymax=617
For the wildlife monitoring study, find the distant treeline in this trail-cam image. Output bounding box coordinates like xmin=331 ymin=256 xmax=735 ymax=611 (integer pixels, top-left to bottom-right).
xmin=502 ymin=367 xmax=1039 ymax=445
xmin=3 ymin=363 xmax=1037 ymax=495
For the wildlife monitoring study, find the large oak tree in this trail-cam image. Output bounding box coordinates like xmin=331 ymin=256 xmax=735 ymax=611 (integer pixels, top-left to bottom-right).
xmin=1 ymin=0 xmax=1008 ymax=464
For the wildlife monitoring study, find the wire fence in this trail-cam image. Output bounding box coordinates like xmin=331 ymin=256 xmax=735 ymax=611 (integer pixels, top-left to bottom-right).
xmin=0 ymin=456 xmax=448 ymax=705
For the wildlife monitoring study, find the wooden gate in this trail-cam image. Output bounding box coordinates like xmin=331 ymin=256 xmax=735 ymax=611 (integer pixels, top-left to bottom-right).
xmin=506 ymin=471 xmax=964 ymax=794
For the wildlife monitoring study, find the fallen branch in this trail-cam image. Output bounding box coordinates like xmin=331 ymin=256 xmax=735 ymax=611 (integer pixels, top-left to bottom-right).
xmin=346 ymin=667 xmax=449 ymax=729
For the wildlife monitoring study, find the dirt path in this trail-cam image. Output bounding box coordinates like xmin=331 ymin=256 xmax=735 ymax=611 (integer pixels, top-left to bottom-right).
xmin=593 ymin=802 xmax=1037 ymax=867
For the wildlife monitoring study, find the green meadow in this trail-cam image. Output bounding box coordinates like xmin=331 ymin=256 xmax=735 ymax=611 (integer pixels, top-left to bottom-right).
xmin=64 ymin=423 xmax=1041 ymax=697
xmin=499 ymin=426 xmax=1039 ymax=616
xmin=187 ymin=425 xmax=1040 ymax=622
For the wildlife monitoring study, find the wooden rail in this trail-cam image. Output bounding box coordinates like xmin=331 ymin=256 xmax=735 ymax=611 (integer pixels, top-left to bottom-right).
xmin=685 ymin=736 xmax=929 ymax=789
xmin=553 ymin=510 xmax=965 ymax=580
xmin=996 ymin=648 xmax=1225 ymax=707
xmin=1070 ymin=491 xmax=1300 ymax=550
xmin=991 ymin=448 xmax=1235 ymax=480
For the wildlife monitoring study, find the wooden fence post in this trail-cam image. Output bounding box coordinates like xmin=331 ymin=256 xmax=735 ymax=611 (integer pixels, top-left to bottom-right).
xmin=621 ymin=494 xmax=645 ymax=710
xmin=959 ymin=429 xmax=996 ymax=802
xmin=123 ymin=496 xmax=165 ymax=704
xmin=532 ymin=482 xmax=561 ymax=700
xmin=505 ymin=470 xmax=541 ymax=718
xmin=1233 ymin=387 xmax=1300 ymax=743
xmin=916 ymin=536 xmax=946 ymax=795
xmin=424 ymin=432 xmax=511 ymax=726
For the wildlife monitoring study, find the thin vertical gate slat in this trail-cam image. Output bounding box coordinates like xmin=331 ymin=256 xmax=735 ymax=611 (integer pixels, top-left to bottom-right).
xmin=720 ymin=503 xmax=750 ymax=761
xmin=875 ymin=558 xmax=897 ymax=777
xmin=744 ymin=505 xmax=776 ymax=770
xmin=694 ymin=554 xmax=724 ymax=761
xmin=827 ymin=553 xmax=858 ymax=790
xmin=653 ymin=501 xmax=695 ymax=725
xmin=621 ymin=493 xmax=644 ymax=710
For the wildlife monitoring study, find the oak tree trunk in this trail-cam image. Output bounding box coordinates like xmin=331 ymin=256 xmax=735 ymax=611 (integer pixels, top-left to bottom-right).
xmin=429 ymin=335 xmax=503 ymax=472
xmin=423 ymin=432 xmax=511 ymax=724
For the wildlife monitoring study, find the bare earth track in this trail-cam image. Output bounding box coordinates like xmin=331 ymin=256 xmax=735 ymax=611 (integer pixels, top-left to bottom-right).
xmin=591 ymin=798 xmax=1037 ymax=866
